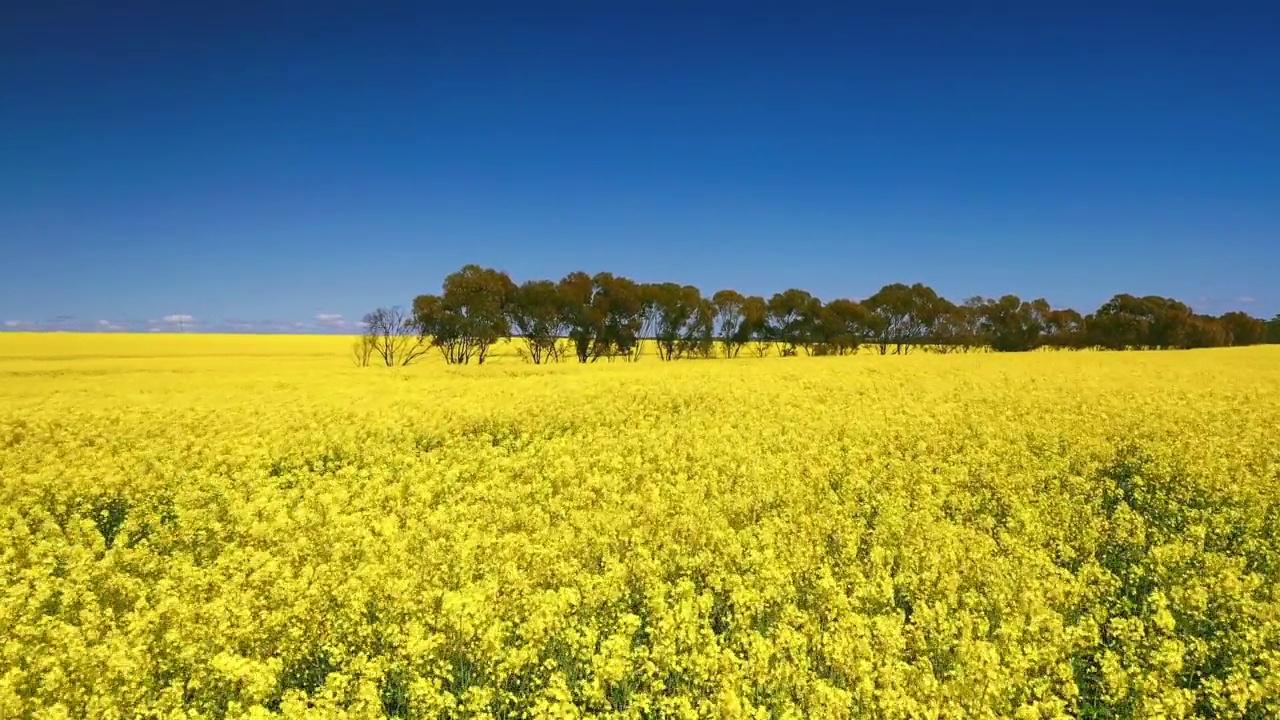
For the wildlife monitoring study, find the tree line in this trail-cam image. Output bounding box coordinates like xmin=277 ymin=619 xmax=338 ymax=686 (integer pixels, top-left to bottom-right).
xmin=355 ymin=264 xmax=1280 ymax=366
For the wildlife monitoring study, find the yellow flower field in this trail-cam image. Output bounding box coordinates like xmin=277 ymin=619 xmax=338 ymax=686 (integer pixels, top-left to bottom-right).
xmin=2 ymin=333 xmax=1279 ymax=719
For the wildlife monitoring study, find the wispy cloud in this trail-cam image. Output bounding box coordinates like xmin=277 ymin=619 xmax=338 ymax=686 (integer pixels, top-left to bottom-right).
xmin=315 ymin=313 xmax=345 ymax=326
xmin=3 ymin=320 xmax=25 ymax=328
xmin=1235 ymin=296 xmax=1257 ymax=305
xmin=97 ymin=320 xmax=125 ymax=331
xmin=163 ymin=314 xmax=194 ymax=324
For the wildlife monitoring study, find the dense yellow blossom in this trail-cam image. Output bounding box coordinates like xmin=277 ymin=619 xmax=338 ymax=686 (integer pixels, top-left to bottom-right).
xmin=2 ymin=333 xmax=1279 ymax=719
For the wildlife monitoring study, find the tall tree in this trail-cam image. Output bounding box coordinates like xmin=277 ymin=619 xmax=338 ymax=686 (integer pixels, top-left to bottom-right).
xmin=647 ymin=283 xmax=703 ymax=360
xmin=1268 ymin=315 xmax=1280 ymax=344
xmin=558 ymin=271 xmax=600 ymax=363
xmin=863 ymin=283 xmax=947 ymax=354
xmin=817 ymin=298 xmax=869 ymax=355
xmin=411 ymin=294 xmax=463 ymax=363
xmin=743 ymin=295 xmax=771 ymax=357
xmin=1219 ymin=311 xmax=1267 ymax=346
xmin=936 ymin=296 xmax=988 ymax=353
xmin=509 ymin=279 xmax=568 ymax=364
xmin=1044 ymin=307 xmax=1086 ymax=350
xmin=1146 ymin=297 xmax=1195 ymax=349
xmin=976 ymin=295 xmax=1050 ymax=352
xmin=1088 ymin=295 xmax=1193 ymax=350
xmin=1185 ymin=314 xmax=1228 ymax=349
xmin=432 ymin=264 xmax=516 ymax=364
xmin=591 ymin=272 xmax=646 ymax=361
xmin=767 ymin=289 xmax=821 ymax=356
xmin=682 ymin=297 xmax=718 ymax=358
xmin=711 ymin=289 xmax=749 ymax=358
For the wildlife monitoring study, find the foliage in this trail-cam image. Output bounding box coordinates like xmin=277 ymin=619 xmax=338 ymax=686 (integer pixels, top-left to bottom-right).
xmin=379 ymin=265 xmax=1275 ymax=362
xmin=863 ymin=283 xmax=950 ymax=355
xmin=508 ymin=280 xmax=569 ymax=365
xmin=3 ymin=334 xmax=1280 ymax=718
xmin=412 ymin=265 xmax=516 ymax=365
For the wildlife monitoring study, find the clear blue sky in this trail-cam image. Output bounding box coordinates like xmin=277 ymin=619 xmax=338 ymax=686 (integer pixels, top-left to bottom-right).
xmin=2 ymin=2 xmax=1277 ymax=333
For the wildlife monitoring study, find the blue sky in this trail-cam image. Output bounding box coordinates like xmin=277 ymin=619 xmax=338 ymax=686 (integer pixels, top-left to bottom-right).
xmin=2 ymin=2 xmax=1277 ymax=333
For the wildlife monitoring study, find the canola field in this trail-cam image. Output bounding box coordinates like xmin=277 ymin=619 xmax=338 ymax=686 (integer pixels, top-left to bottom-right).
xmin=2 ymin=333 xmax=1279 ymax=720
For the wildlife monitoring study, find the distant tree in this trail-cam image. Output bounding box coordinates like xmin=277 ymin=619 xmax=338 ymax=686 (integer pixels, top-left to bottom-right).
xmin=817 ymin=298 xmax=869 ymax=355
xmin=351 ymin=333 xmax=377 ymax=367
xmin=939 ymin=296 xmax=988 ymax=352
xmin=743 ymin=295 xmax=772 ymax=357
xmin=1269 ymin=315 xmax=1280 ymax=344
xmin=682 ymin=297 xmax=718 ymax=358
xmin=863 ymin=283 xmax=947 ymax=354
xmin=711 ymin=289 xmax=749 ymax=358
xmin=1185 ymin=314 xmax=1228 ymax=349
xmin=591 ymin=272 xmax=647 ymax=361
xmin=1087 ymin=294 xmax=1144 ymax=349
xmin=558 ymin=271 xmax=601 ymax=363
xmin=414 ymin=265 xmax=515 ymax=364
xmin=1087 ymin=294 xmax=1193 ymax=350
xmin=1147 ymin=297 xmax=1195 ymax=349
xmin=1219 ymin=311 xmax=1267 ymax=346
xmin=411 ymin=295 xmax=461 ymax=363
xmin=975 ymin=295 xmax=1050 ymax=352
xmin=923 ymin=296 xmax=959 ymax=352
xmin=359 ymin=306 xmax=429 ymax=366
xmin=1044 ymin=307 xmax=1086 ymax=350
xmin=509 ymin=279 xmax=568 ymax=364
xmin=393 ymin=262 xmax=1259 ymax=363
xmin=648 ymin=283 xmax=703 ymax=360
xmin=767 ymin=289 xmax=821 ymax=356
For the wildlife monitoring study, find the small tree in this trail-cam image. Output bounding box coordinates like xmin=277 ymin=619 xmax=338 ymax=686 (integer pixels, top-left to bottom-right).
xmin=360 ymin=306 xmax=429 ymax=366
xmin=351 ymin=333 xmax=376 ymax=367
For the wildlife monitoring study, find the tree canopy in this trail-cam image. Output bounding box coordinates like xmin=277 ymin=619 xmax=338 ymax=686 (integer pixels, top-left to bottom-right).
xmin=363 ymin=264 xmax=1274 ymax=364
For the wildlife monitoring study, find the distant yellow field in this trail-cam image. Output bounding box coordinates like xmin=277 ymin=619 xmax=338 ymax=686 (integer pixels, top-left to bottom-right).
xmin=2 ymin=333 xmax=1279 ymax=718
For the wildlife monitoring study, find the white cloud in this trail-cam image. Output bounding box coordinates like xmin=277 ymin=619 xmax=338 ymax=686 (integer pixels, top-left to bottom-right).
xmin=1235 ymin=296 xmax=1257 ymax=304
xmin=293 ymin=322 xmax=307 ymax=329
xmin=315 ymin=313 xmax=345 ymax=325
xmin=3 ymin=320 xmax=23 ymax=328
xmin=163 ymin=314 xmax=194 ymax=324
xmin=98 ymin=320 xmax=124 ymax=331
xmin=149 ymin=327 xmax=161 ymax=333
